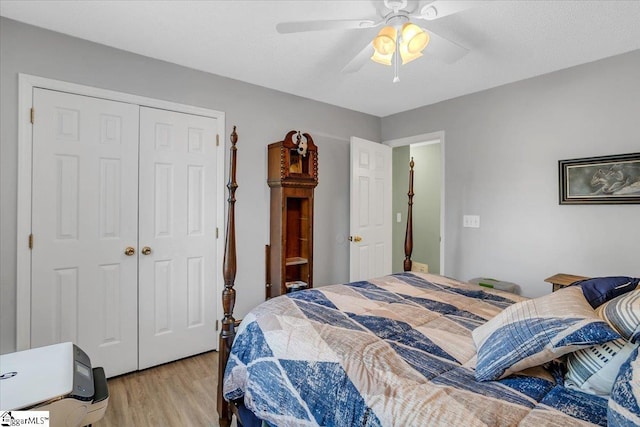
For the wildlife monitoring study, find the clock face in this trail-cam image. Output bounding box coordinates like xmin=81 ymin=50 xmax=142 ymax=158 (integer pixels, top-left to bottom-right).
xmin=289 ymin=150 xmax=302 ymax=174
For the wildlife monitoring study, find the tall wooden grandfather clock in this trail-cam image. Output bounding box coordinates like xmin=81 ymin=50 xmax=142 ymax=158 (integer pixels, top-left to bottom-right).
xmin=266 ymin=130 xmax=318 ymax=298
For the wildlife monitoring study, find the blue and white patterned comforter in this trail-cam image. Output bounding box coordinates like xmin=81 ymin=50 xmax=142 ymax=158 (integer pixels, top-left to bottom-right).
xmin=223 ymin=272 xmax=608 ymax=426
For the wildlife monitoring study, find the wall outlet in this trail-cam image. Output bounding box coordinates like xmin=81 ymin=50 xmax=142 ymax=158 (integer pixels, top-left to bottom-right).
xmin=463 ymin=215 xmax=480 ymax=228
xmin=396 ymin=212 xmax=402 ymax=223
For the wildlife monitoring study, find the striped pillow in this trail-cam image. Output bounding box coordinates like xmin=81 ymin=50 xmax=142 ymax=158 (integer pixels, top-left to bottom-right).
xmin=472 ymin=286 xmax=620 ymax=382
xmin=609 ymin=346 xmax=640 ymax=426
xmin=597 ymin=290 xmax=640 ymax=343
xmin=565 ymin=338 xmax=638 ymax=395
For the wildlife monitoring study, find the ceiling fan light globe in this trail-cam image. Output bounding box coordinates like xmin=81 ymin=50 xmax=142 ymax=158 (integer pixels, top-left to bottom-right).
xmin=373 ymin=35 xmax=396 ymax=55
xmin=371 ymin=50 xmax=393 ymax=66
xmin=372 ymin=26 xmax=397 ymax=55
xmin=408 ymin=31 xmax=429 ymax=53
xmin=402 ymin=23 xmax=429 ymax=53
xmin=400 ymin=43 xmax=423 ymax=64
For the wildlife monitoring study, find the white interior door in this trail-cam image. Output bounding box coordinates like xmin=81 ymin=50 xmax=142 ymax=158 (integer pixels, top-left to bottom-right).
xmin=350 ymin=137 xmax=392 ymax=281
xmin=137 ymin=107 xmax=218 ymax=369
xmin=30 ymin=88 xmax=139 ymax=377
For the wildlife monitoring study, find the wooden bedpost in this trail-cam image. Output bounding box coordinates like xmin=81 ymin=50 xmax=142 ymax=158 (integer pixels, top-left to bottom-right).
xmin=403 ymin=157 xmax=414 ymax=272
xmin=217 ymin=126 xmax=238 ymax=427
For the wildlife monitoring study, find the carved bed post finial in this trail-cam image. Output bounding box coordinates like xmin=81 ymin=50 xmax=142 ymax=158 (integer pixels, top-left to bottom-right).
xmin=218 ymin=126 xmax=238 ymax=427
xmin=404 ymin=157 xmax=415 ymax=272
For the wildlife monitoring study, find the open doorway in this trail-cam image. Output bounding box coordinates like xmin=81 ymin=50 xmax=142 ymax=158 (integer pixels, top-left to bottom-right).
xmin=387 ymin=132 xmax=444 ymax=274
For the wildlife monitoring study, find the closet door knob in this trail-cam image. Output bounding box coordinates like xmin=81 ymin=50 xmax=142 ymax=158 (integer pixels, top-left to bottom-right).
xmin=124 ymin=247 xmax=135 ymax=256
xmin=141 ymin=246 xmax=152 ymax=255
xmin=349 ymin=235 xmax=362 ymax=242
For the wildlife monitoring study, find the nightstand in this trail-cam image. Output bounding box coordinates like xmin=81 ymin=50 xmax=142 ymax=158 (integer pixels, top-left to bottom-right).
xmin=544 ymin=273 xmax=589 ymax=292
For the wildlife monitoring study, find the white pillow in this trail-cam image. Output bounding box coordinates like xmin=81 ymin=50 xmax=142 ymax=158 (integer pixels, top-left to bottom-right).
xmin=565 ymin=338 xmax=638 ymax=395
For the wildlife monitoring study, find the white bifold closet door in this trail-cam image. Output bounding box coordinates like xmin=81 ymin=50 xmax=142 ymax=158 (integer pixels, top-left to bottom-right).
xmin=30 ymin=88 xmax=218 ymax=377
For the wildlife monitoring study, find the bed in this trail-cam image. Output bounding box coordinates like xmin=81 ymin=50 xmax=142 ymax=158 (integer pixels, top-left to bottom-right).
xmin=216 ymin=128 xmax=640 ymax=427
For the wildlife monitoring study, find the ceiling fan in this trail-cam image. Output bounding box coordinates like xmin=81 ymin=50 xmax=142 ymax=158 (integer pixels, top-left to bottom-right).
xmin=276 ymin=0 xmax=475 ymax=82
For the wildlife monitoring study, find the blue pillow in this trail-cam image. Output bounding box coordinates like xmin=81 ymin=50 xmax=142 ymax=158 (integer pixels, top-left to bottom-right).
xmin=472 ymin=286 xmax=620 ymax=382
xmin=608 ymin=346 xmax=640 ymax=426
xmin=572 ymin=277 xmax=639 ymax=308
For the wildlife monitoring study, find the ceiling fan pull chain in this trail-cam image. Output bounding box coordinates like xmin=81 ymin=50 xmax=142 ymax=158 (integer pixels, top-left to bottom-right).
xmin=393 ymin=35 xmax=400 ymax=83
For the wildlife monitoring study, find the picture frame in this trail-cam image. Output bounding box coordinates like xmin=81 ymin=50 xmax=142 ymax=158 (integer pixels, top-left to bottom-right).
xmin=558 ymin=152 xmax=640 ymax=204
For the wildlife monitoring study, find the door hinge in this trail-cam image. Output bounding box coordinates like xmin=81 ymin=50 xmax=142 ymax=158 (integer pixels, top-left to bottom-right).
xmin=30 ymin=108 xmax=35 ymax=124
xmin=28 ymin=234 xmax=33 ymax=250
xmin=216 ymin=134 xmax=220 ymax=147
xmin=216 ymin=227 xmax=219 ymax=239
xmin=216 ymin=320 xmax=219 ymax=331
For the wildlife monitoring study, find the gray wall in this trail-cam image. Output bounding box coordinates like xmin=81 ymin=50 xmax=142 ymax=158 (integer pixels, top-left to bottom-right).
xmin=382 ymin=49 xmax=640 ymax=297
xmin=0 ymin=18 xmax=380 ymax=354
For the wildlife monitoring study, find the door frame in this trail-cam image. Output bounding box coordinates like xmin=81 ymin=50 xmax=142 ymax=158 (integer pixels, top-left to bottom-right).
xmin=16 ymin=74 xmax=225 ymax=351
xmin=384 ymin=131 xmax=446 ymax=274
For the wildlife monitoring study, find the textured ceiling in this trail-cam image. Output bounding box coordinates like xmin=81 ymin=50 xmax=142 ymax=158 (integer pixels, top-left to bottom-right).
xmin=2 ymin=0 xmax=640 ymax=117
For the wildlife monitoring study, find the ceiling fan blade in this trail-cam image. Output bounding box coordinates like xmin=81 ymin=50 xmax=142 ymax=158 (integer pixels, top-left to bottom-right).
xmin=276 ymin=19 xmax=379 ymax=34
xmin=417 ymin=1 xmax=478 ymax=20
xmin=424 ymin=30 xmax=469 ymax=63
xmin=341 ymin=41 xmax=374 ymax=74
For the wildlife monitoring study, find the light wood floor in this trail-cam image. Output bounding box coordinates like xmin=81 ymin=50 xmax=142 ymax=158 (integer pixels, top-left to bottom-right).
xmin=94 ymin=351 xmax=231 ymax=427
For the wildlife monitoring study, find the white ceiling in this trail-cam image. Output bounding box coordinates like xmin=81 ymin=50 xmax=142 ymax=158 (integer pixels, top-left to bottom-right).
xmin=2 ymin=0 xmax=640 ymax=117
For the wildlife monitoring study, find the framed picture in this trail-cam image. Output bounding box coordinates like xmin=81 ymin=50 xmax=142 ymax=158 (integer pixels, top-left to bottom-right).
xmin=559 ymin=152 xmax=640 ymax=204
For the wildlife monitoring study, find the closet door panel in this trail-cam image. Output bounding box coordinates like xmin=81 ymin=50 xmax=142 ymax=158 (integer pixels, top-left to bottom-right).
xmin=30 ymin=88 xmax=139 ymax=377
xmin=138 ymin=107 xmax=218 ymax=369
